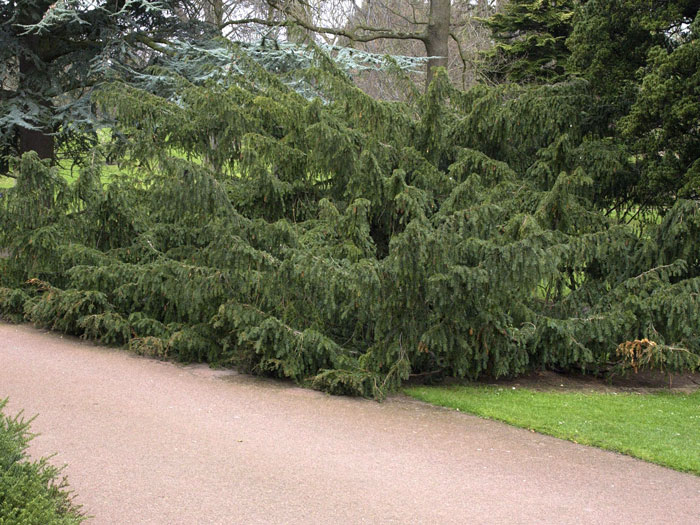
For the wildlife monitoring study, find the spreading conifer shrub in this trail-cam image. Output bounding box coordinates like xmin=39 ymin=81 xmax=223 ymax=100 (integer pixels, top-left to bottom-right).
xmin=0 ymin=399 xmax=84 ymax=524
xmin=1 ymin=49 xmax=698 ymax=399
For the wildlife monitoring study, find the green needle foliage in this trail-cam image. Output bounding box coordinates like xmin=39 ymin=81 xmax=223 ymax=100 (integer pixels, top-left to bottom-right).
xmin=1 ymin=41 xmax=699 ymax=399
xmin=0 ymin=399 xmax=85 ymax=524
xmin=0 ymin=0 xmax=424 ymax=170
xmin=481 ymin=0 xmax=577 ymax=84
xmin=620 ymin=16 xmax=700 ymax=203
xmin=567 ymin=0 xmax=699 ymax=133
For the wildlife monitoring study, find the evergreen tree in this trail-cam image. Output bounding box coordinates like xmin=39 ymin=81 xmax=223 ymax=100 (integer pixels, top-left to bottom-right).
xmin=564 ymin=0 xmax=699 ymax=208
xmin=620 ymin=14 xmax=700 ymax=203
xmin=567 ymin=0 xmax=699 ymax=129
xmin=0 ymin=0 xmax=211 ymax=167
xmin=2 ymin=3 xmax=700 ymax=398
xmin=2 ymin=46 xmax=698 ymax=398
xmin=481 ymin=0 xmax=577 ymax=84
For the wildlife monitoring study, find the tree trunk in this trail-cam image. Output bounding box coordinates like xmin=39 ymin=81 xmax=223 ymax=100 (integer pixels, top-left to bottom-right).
xmin=18 ymin=36 xmax=54 ymax=161
xmin=19 ymin=128 xmax=54 ymax=160
xmin=285 ymin=0 xmax=312 ymax=45
xmin=424 ymin=0 xmax=451 ymax=90
xmin=203 ymin=0 xmax=224 ymax=29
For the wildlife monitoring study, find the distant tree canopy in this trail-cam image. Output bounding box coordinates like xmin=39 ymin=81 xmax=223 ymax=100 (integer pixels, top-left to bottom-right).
xmin=218 ymin=0 xmax=456 ymax=89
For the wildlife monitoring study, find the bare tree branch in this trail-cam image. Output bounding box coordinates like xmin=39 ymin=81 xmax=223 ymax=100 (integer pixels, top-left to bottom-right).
xmin=220 ymin=15 xmax=427 ymax=43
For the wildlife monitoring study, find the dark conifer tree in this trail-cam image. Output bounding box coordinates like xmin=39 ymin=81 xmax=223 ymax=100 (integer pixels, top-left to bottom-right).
xmin=0 ymin=0 xmax=209 ymax=167
xmin=481 ymin=0 xmax=577 ymax=84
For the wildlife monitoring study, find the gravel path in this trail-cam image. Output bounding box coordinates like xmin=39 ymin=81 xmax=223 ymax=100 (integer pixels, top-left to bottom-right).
xmin=1 ymin=322 xmax=699 ymax=524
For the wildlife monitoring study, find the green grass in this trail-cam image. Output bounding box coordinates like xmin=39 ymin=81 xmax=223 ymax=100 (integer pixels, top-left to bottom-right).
xmin=404 ymin=385 xmax=700 ymax=475
xmin=0 ymin=175 xmax=14 ymax=189
xmin=2 ymin=129 xmax=214 ymax=192
xmin=0 ymin=161 xmax=122 ymax=190
xmin=56 ymin=158 xmax=123 ymax=185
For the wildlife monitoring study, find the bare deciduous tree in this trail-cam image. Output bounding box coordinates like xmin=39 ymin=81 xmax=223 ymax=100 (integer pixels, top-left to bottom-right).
xmin=193 ymin=0 xmax=502 ymax=92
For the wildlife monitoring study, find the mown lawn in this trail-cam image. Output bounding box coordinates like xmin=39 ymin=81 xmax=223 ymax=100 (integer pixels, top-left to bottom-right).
xmin=404 ymin=385 xmax=700 ymax=475
xmin=0 ymin=159 xmax=123 ymax=190
xmin=0 ymin=175 xmax=14 ymax=189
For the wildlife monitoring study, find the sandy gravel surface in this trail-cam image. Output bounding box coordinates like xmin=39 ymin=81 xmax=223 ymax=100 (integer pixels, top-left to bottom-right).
xmin=1 ymin=322 xmax=699 ymax=524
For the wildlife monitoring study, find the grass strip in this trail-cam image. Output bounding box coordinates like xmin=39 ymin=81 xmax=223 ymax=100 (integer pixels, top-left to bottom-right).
xmin=404 ymin=385 xmax=700 ymax=475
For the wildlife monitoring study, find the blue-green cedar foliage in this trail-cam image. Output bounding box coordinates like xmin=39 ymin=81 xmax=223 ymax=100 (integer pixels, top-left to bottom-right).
xmin=0 ymin=0 xmax=212 ymax=163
